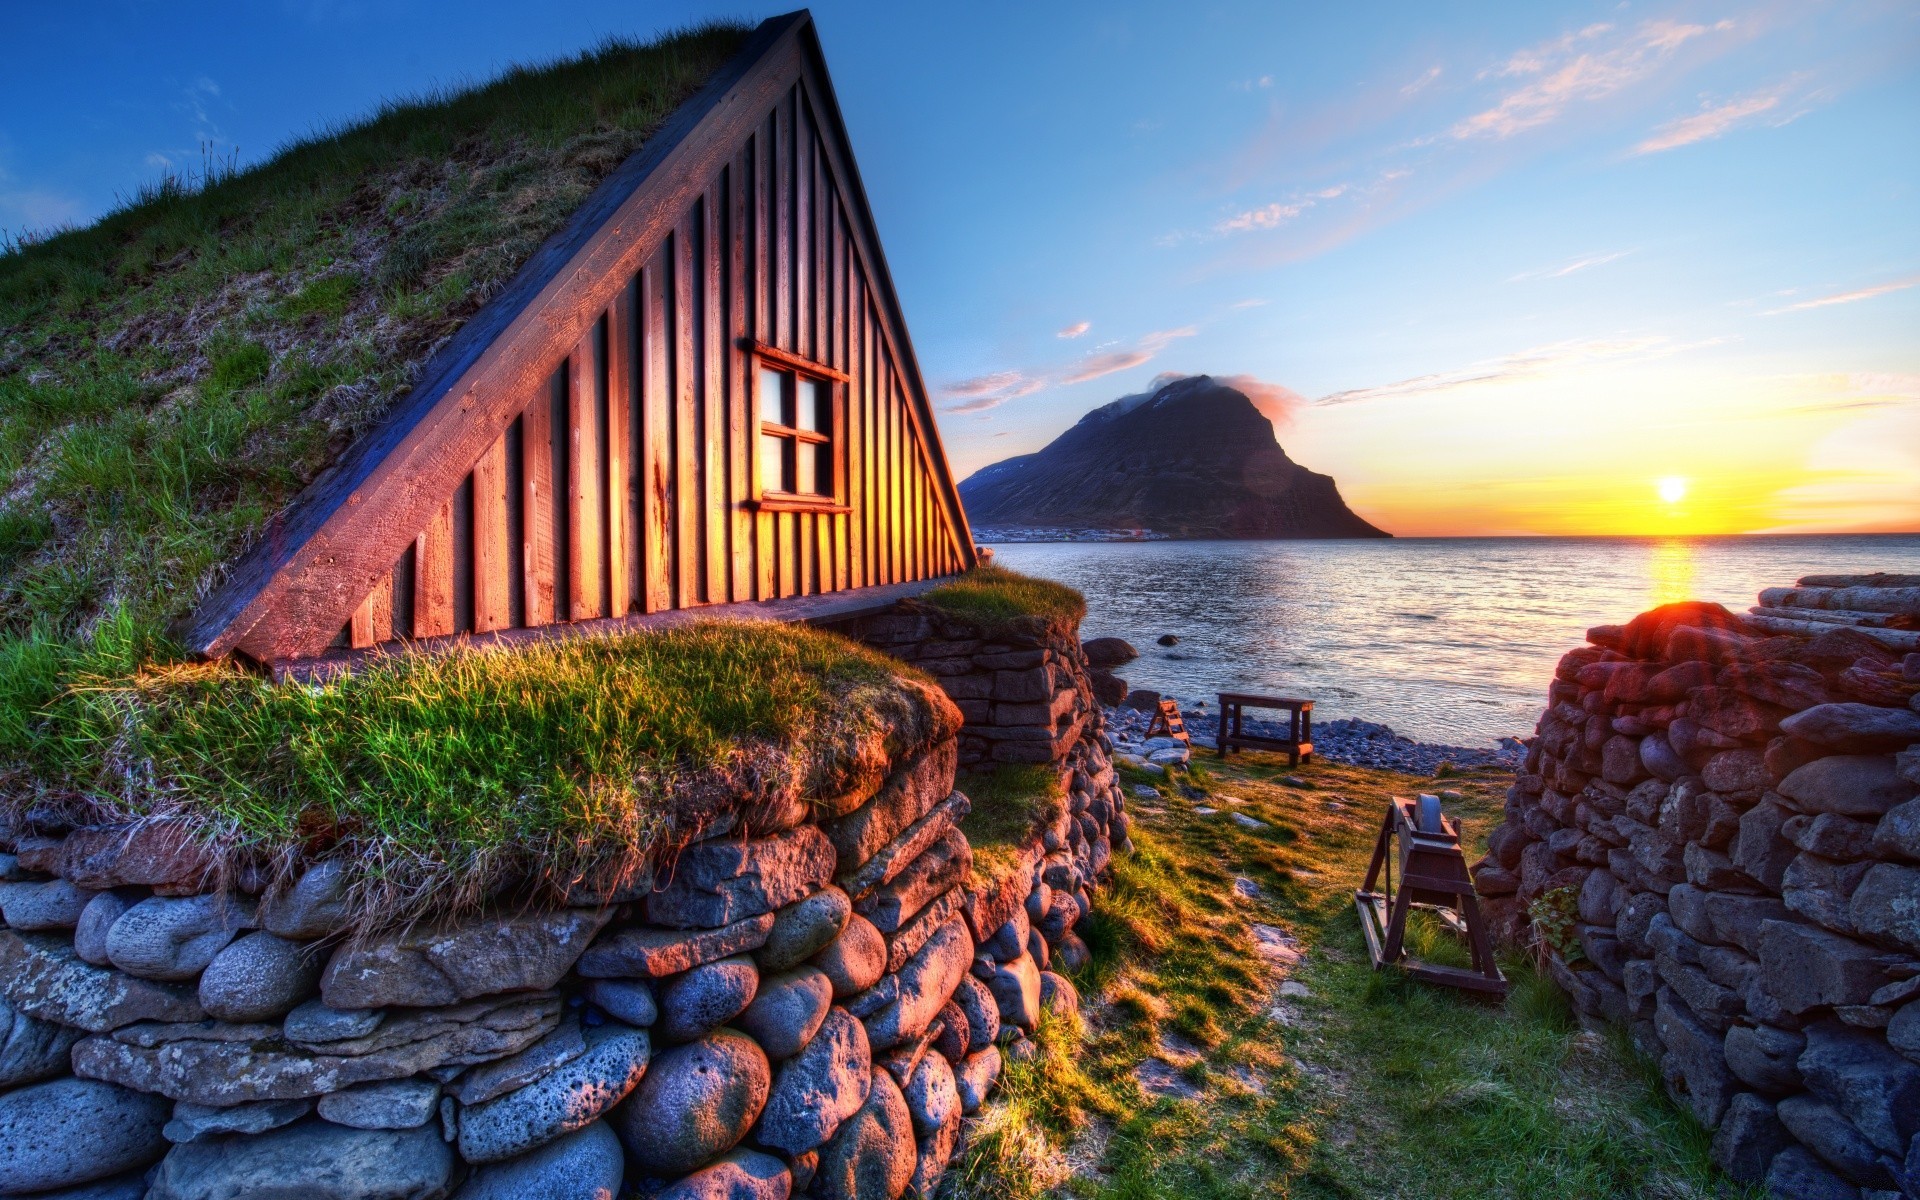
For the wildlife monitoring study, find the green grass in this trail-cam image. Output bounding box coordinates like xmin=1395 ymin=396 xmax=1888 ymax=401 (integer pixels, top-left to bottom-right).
xmin=961 ymin=762 xmax=1069 ymax=879
xmin=0 ymin=22 xmax=747 ymax=658
xmin=955 ymin=753 xmax=1748 ymax=1200
xmin=4 ymin=619 xmax=953 ymax=929
xmin=922 ymin=566 xmax=1088 ymax=634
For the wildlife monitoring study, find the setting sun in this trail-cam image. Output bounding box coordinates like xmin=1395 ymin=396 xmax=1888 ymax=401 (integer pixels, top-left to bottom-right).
xmin=1657 ymin=476 xmax=1688 ymax=505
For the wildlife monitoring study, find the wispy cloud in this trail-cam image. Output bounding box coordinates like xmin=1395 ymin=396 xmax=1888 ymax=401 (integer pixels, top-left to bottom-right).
xmin=1316 ymin=335 xmax=1726 ymax=405
xmin=940 ymin=328 xmax=1198 ymax=414
xmin=1217 ymin=374 xmax=1307 ymax=426
xmin=1402 ymin=66 xmax=1443 ymax=97
xmin=1763 ymin=276 xmax=1918 ymax=315
xmin=1204 ymin=177 xmax=1372 ymax=240
xmin=1508 ymin=249 xmax=1634 ymax=282
xmin=1055 ymin=320 xmax=1091 ymax=339
xmin=1633 ymin=80 xmax=1804 ymax=154
xmin=1451 ymin=19 xmax=1731 ymax=141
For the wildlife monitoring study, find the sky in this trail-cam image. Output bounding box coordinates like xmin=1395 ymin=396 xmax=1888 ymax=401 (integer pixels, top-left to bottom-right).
xmin=4 ymin=1 xmax=1917 ymax=537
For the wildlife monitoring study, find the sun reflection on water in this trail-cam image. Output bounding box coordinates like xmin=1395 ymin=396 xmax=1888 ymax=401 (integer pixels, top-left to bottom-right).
xmin=1648 ymin=538 xmax=1698 ymax=608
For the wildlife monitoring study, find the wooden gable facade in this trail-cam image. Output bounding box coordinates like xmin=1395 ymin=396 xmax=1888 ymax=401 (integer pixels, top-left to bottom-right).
xmin=183 ymin=11 xmax=974 ymax=674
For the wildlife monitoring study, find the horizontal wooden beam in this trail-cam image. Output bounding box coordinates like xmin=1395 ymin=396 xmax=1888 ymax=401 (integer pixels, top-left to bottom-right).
xmin=270 ymin=575 xmax=956 ymax=684
xmin=742 ymin=338 xmax=853 ymax=383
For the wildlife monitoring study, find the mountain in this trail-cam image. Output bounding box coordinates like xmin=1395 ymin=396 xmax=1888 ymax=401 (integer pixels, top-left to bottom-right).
xmin=957 ymin=374 xmax=1389 ymax=539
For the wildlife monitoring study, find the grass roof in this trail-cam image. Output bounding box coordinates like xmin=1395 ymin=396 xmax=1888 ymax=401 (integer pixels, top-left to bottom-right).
xmin=0 ymin=21 xmax=747 ymax=654
xmin=920 ymin=565 xmax=1088 ymax=635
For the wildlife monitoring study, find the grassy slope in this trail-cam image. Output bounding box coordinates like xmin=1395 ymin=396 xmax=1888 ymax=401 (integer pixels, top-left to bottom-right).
xmin=957 ymin=751 xmax=1749 ymax=1200
xmin=0 ymin=23 xmax=744 ymax=652
xmin=922 ymin=566 xmax=1088 ymax=634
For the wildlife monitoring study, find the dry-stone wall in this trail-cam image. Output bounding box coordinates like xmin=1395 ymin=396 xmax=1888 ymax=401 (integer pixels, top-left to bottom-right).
xmin=1473 ymin=588 xmax=1920 ymax=1200
xmin=0 ymin=673 xmax=1131 ymax=1198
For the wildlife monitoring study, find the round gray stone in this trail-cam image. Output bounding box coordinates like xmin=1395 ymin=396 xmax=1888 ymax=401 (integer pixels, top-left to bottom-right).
xmin=0 ymin=1077 xmax=169 ymax=1194
xmin=146 ymin=1117 xmax=455 ymax=1200
xmin=200 ymin=931 xmax=322 ymax=1022
xmin=811 ymin=1068 xmax=916 ymax=1200
xmin=0 ymin=879 xmax=95 ymax=931
xmin=757 ymin=885 xmax=851 ymax=972
xmin=953 ymin=975 xmax=999 ymax=1053
xmin=316 ymin=1077 xmax=441 ymax=1130
xmin=611 ymin=1028 xmax=769 ymax=1178
xmin=282 ymin=997 xmax=383 ymax=1043
xmin=732 ymin=965 xmax=832 ymax=1060
xmin=164 ymin=1099 xmax=312 ymax=1144
xmin=658 ymin=954 xmax=759 ymax=1044
xmin=452 ymin=1119 xmax=624 ymax=1200
xmin=0 ymin=993 xmax=83 ymax=1089
xmin=902 ymin=1049 xmax=960 ymax=1138
xmin=954 ymin=1046 xmax=1001 ymax=1114
xmin=755 ymin=1005 xmax=871 ymax=1155
xmin=458 ymin=1021 xmax=651 ymax=1164
xmin=73 ymin=890 xmax=137 ymax=965
xmin=810 ymin=914 xmax=886 ymax=998
xmin=930 ymin=1000 xmax=969 ymax=1064
xmin=655 ymin=1147 xmax=791 ymax=1199
xmin=583 ymin=977 xmax=656 ymax=1026
xmin=105 ymin=894 xmax=247 ymax=982
xmin=1040 ymin=970 xmax=1080 ymax=1021
xmin=261 ymin=860 xmax=353 ymax=940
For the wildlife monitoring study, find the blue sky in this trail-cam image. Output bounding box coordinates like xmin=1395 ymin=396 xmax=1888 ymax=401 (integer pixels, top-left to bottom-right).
xmin=5 ymin=1 xmax=1916 ymax=533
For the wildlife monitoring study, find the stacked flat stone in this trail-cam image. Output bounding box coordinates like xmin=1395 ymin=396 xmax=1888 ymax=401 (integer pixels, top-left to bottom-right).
xmin=849 ymin=604 xmax=1098 ymax=769
xmin=1472 ymin=592 xmax=1920 ymax=1200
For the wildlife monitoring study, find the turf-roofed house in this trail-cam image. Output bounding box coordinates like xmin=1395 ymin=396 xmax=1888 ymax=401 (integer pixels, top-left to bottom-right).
xmin=0 ymin=11 xmax=1133 ymax=1200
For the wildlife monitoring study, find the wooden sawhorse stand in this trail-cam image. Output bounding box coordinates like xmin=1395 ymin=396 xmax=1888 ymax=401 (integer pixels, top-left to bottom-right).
xmin=1355 ymin=795 xmax=1507 ymax=997
xmin=1215 ymin=692 xmax=1313 ymax=766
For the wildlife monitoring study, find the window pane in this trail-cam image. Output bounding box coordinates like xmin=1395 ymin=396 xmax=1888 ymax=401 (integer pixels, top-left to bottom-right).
xmin=760 ymin=433 xmax=790 ymax=493
xmin=796 ymin=435 xmax=815 ymax=495
xmin=812 ymin=443 xmax=834 ymax=497
xmin=759 ymin=368 xmax=788 ymax=427
xmin=797 ymin=377 xmax=826 ymax=433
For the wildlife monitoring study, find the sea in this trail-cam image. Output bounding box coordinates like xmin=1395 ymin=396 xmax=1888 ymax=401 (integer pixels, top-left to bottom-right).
xmin=985 ymin=535 xmax=1920 ymax=749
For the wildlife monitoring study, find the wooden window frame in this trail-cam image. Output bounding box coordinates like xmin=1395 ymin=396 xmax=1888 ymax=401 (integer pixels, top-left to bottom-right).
xmin=745 ymin=340 xmax=852 ymax=514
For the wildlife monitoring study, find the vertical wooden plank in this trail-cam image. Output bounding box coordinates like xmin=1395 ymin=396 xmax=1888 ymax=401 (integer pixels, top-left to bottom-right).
xmin=391 ymin=544 xmax=416 ymax=640
xmin=606 ymin=288 xmax=634 ymax=618
xmin=674 ymin=217 xmax=702 ymax=606
xmin=414 ymin=498 xmax=455 ymax=637
xmin=472 ymin=432 xmax=512 ymax=632
xmin=643 ymin=252 xmax=675 ymax=613
xmin=728 ymin=150 xmax=754 ymax=603
xmin=521 ymin=379 xmax=557 ymax=626
xmin=845 ymin=263 xmax=864 ymax=589
xmin=795 ymin=95 xmax=812 ymax=362
xmin=831 ymin=211 xmax=849 ymax=592
xmin=703 ymin=181 xmax=728 ymax=606
xmin=753 ymin=122 xmax=775 ymax=602
xmin=451 ymin=475 xmax=474 ymax=634
xmin=774 ymin=90 xmax=792 ymax=353
xmin=348 ymin=575 xmax=390 ymax=649
xmin=776 ymin=512 xmax=795 ymax=597
xmin=569 ymin=330 xmax=605 ymax=621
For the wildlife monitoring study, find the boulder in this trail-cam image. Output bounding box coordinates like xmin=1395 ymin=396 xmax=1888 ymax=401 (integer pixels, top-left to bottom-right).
xmin=757 ymin=886 xmax=853 ymax=972
xmin=612 ymin=1029 xmax=769 ymax=1177
xmin=0 ymin=1077 xmax=168 ymax=1195
xmin=452 ymin=1120 xmax=625 ymax=1200
xmin=756 ymin=1006 xmax=872 ymax=1154
xmin=1798 ymin=1019 xmax=1920 ymax=1154
xmin=909 ymin=1108 xmax=963 ymax=1200
xmin=901 ymin=1049 xmax=960 ymax=1138
xmin=73 ymin=890 xmax=136 ymax=965
xmin=734 ymin=966 xmax=833 ymax=1060
xmin=1653 ymin=988 xmax=1735 ymax=1127
xmin=74 ymin=991 xmax=562 ymax=1106
xmin=822 ymin=743 xmax=958 ymax=876
xmin=654 ymin=1147 xmax=792 ymax=1200
xmin=322 ymin=908 xmax=610 ymax=1008
xmin=57 ymin=820 xmax=219 ymax=894
xmin=105 ymin=894 xmax=248 ymax=982
xmin=448 ymin=1018 xmax=586 ymax=1105
xmin=1702 ymin=749 xmax=1770 ymax=794
xmin=1758 ymin=920 xmax=1894 ymax=1014
xmin=1724 ymin=1023 xmax=1805 ymax=1094
xmin=986 ymin=949 xmax=1042 ymax=1033
xmin=1776 ymin=1094 xmax=1891 ymax=1187
xmin=579 ymin=912 xmax=774 ymax=979
xmin=1 ymin=930 xmax=204 ymax=1032
xmin=199 ymin=931 xmax=322 ymax=1023
xmin=1849 ymin=863 xmax=1920 ymax=953
xmin=812 ymin=915 xmax=887 ymax=998
xmin=163 ymin=1099 xmax=311 ymax=1144
xmin=582 ymin=978 xmax=657 ymax=1026
xmin=648 ymin=828 xmax=838 ymax=929
xmin=1732 ymin=796 xmax=1799 ymax=892
xmin=1779 ymin=703 xmax=1920 ymax=754
xmin=811 ymin=1068 xmax=916 ymax=1200
xmin=931 ymin=1001 xmax=970 ymax=1064
xmin=952 ymin=975 xmax=999 ymax=1052
xmin=864 ymin=918 xmax=973 ymax=1051
xmin=1873 ymin=797 xmax=1920 ymax=862
xmin=260 ymin=861 xmax=354 ymax=940
xmin=1762 ymin=1145 xmax=1860 ymax=1200
xmin=856 ymin=829 xmax=971 ymax=934
xmin=458 ymin=1021 xmax=650 ymax=1164
xmin=658 ymin=955 xmax=760 ymax=1044
xmin=1784 ymin=853 xmax=1875 ymax=935
xmin=282 ymin=999 xmax=382 ymax=1044
xmin=1639 ymin=734 xmax=1686 ymax=783
xmin=1710 ymin=1092 xmax=1789 ymax=1185
xmin=146 ymin=1118 xmax=455 ymax=1200
xmin=316 ymin=1077 xmax=440 ymax=1130
xmin=0 ymin=879 xmax=94 ymax=931
xmin=1039 ymin=971 xmax=1080 ymax=1022
xmin=953 ymin=1045 xmax=1001 ymax=1113
xmin=839 ymin=795 xmax=972 ymax=905
xmin=1081 ymin=637 xmax=1138 ymax=668
xmin=1088 ymin=670 xmax=1128 ymax=707
xmin=1778 ymin=755 xmax=1918 ymax=817
xmin=0 ymin=993 xmax=83 ymax=1088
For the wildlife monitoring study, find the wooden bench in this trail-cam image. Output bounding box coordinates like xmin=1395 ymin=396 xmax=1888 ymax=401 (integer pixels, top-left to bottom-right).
xmin=1215 ymin=692 xmax=1313 ymax=765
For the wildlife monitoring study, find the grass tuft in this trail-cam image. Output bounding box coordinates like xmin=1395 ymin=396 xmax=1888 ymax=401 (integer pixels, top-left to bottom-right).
xmin=921 ymin=565 xmax=1087 ymax=634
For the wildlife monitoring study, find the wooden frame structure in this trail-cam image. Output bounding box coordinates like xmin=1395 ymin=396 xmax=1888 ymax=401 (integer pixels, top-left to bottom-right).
xmin=180 ymin=11 xmax=974 ymax=674
xmin=1355 ymin=795 xmax=1507 ymax=997
xmin=1215 ymin=692 xmax=1313 ymax=766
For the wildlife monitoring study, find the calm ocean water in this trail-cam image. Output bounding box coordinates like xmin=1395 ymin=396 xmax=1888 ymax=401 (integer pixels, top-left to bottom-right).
xmin=986 ymin=535 xmax=1920 ymax=748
